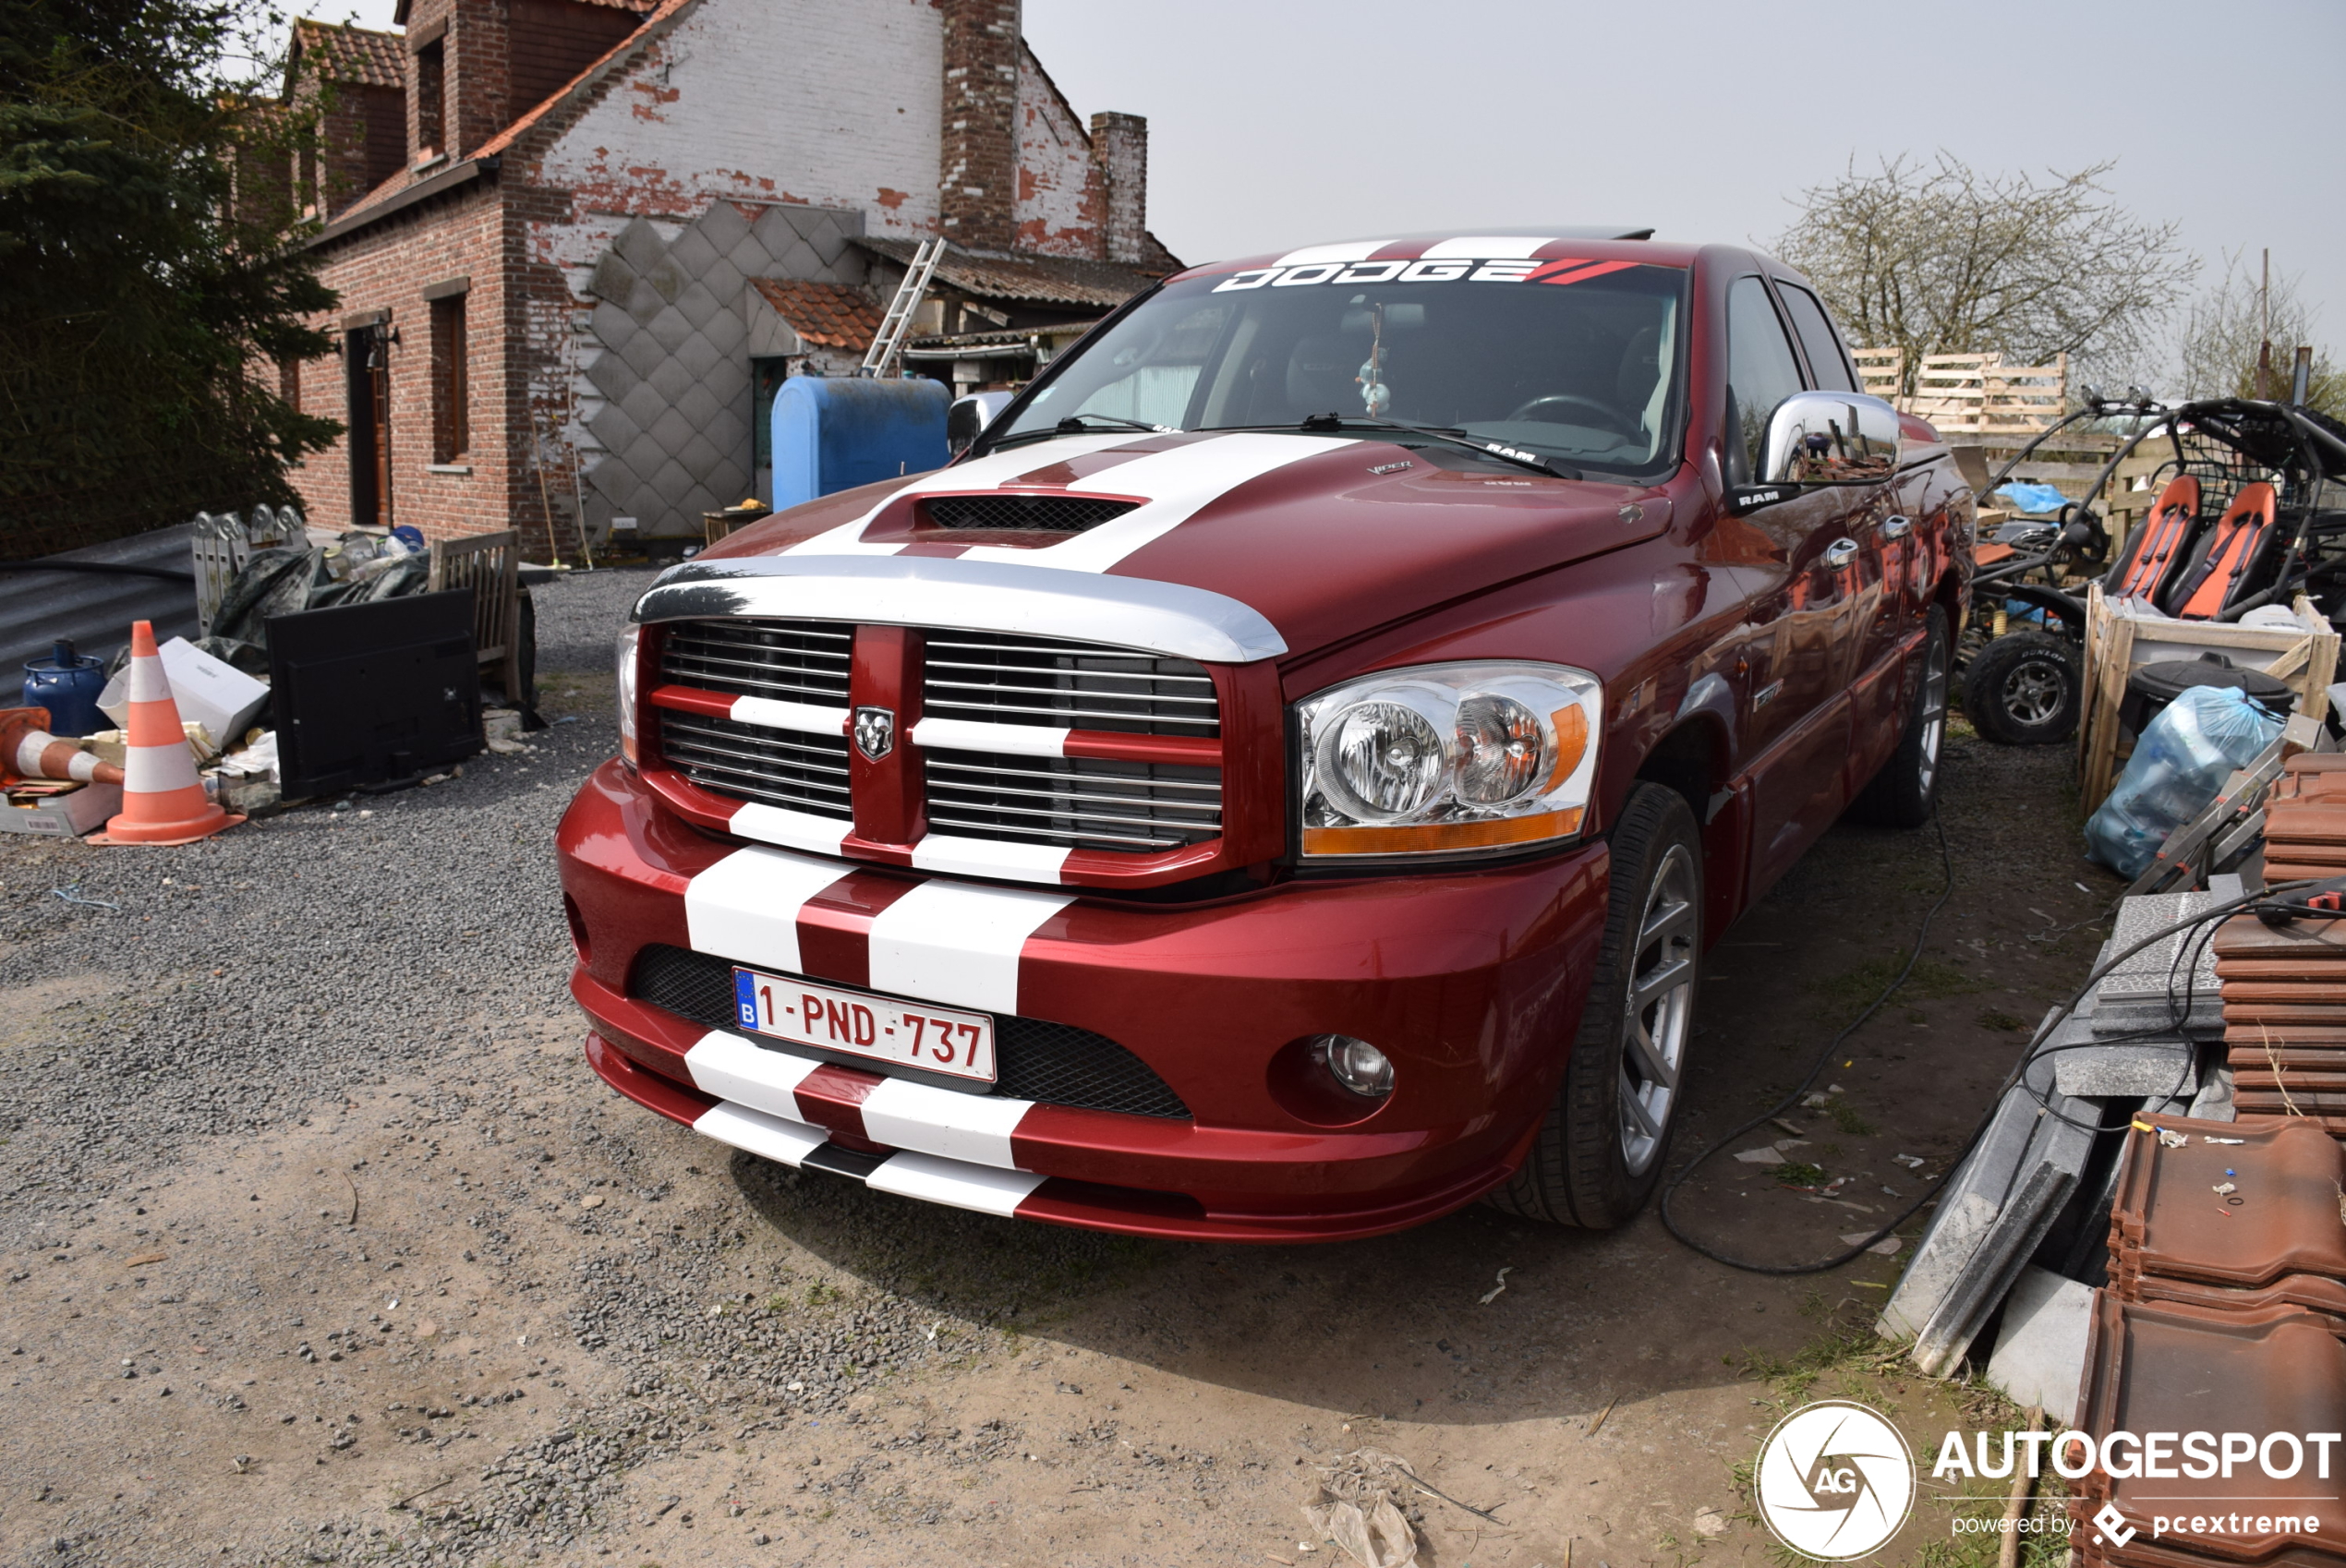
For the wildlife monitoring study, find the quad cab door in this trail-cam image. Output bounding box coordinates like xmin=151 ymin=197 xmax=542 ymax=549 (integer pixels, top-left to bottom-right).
xmin=1772 ymin=279 xmax=1917 ymax=795
xmin=1722 ymin=276 xmax=1875 ymax=899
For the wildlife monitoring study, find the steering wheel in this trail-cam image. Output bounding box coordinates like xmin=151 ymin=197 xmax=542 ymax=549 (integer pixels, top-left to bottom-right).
xmin=1503 ymin=394 xmax=1638 ymax=436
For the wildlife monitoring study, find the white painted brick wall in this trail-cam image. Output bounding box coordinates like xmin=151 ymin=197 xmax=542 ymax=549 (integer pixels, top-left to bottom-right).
xmin=538 ymin=0 xmax=944 ymax=235
xmin=1012 ymin=44 xmax=1095 ymax=257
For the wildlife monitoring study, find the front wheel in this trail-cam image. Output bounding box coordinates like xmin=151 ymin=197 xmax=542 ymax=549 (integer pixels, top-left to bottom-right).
xmin=1485 ymin=782 xmax=1701 ymax=1229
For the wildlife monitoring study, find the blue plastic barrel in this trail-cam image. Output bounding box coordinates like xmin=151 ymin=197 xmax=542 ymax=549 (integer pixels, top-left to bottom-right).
xmin=770 ymin=376 xmax=950 ymax=510
xmin=23 ymin=640 xmax=108 ymax=736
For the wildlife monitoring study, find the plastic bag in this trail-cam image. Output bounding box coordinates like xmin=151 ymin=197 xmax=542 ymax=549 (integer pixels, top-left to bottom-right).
xmin=2086 ymin=683 xmax=2281 ymax=877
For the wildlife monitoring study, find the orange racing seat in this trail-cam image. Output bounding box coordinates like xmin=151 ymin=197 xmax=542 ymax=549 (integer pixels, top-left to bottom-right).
xmin=2107 ymin=474 xmax=2202 ymax=607
xmin=2171 ymin=481 xmax=2280 ymax=620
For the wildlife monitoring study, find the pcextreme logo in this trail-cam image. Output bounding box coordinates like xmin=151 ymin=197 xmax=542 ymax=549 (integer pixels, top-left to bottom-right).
xmin=1754 ymin=1400 xmax=1917 ymax=1561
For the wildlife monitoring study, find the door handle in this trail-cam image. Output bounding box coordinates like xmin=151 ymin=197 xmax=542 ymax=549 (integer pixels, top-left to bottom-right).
xmin=1825 ymin=537 xmax=1859 ymax=570
xmin=1880 ymin=514 xmax=1913 ymax=539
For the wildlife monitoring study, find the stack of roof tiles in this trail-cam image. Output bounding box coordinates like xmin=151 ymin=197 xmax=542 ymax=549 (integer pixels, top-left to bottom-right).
xmin=2072 ymin=1115 xmax=2346 ymax=1565
xmin=2261 ymin=754 xmax=2346 ymax=884
xmin=2215 ymin=912 xmax=2346 ymax=1134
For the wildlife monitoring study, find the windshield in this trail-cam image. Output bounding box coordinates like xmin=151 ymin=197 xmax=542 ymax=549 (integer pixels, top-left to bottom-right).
xmin=992 ymin=257 xmax=1687 ymax=477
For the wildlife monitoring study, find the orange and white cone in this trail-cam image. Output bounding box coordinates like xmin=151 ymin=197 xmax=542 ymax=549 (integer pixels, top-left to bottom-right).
xmin=0 ymin=707 xmax=125 ymax=785
xmin=96 ymin=621 xmax=239 ymax=845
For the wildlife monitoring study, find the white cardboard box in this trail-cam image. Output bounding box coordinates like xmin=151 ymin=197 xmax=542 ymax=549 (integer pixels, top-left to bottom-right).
xmin=98 ymin=638 xmax=271 ymax=747
xmin=0 ymin=781 xmax=121 ymax=837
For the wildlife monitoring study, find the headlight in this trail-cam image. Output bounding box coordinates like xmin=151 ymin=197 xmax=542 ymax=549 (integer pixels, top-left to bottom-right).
xmin=1296 ymin=661 xmax=1601 ymax=860
xmin=616 ymin=624 xmax=643 ymax=766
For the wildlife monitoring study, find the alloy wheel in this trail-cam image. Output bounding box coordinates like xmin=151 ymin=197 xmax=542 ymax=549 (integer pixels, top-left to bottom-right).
xmin=1998 ymin=656 xmax=2066 ymax=728
xmin=1917 ymin=633 xmax=1950 ymax=795
xmin=1617 ymin=843 xmax=1698 ymax=1176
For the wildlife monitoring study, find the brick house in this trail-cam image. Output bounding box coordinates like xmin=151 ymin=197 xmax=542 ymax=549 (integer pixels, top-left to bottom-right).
xmin=283 ymin=0 xmax=1178 ymax=555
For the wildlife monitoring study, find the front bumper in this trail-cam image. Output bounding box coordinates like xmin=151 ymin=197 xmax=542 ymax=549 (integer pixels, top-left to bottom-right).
xmin=559 ymin=759 xmax=1609 ymax=1241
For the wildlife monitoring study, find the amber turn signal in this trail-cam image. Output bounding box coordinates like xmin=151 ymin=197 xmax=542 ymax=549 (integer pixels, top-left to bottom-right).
xmin=1301 ymin=806 xmax=1583 ymax=857
xmin=1544 ymin=702 xmax=1590 ymax=792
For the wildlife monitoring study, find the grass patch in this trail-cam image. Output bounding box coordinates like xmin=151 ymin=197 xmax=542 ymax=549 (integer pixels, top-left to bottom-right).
xmin=1775 ymin=1162 xmax=1829 ymax=1187
xmin=1810 ymin=954 xmax=1989 ymax=1021
xmin=1829 ymin=1101 xmax=1876 ymax=1137
xmin=1977 ymin=1007 xmax=2029 ymax=1032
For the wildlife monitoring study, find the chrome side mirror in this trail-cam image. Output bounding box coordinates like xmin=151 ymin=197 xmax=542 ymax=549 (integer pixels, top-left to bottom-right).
xmin=948 ymin=391 xmax=1016 ymax=455
xmin=1758 ymin=391 xmax=1903 ymax=487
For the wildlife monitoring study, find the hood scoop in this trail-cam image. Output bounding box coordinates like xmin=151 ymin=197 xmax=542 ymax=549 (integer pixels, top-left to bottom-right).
xmin=922 ymin=494 xmax=1140 ymax=533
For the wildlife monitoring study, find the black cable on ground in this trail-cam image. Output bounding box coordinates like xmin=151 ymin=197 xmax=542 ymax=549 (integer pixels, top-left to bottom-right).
xmin=1657 ymin=806 xmax=2316 ymax=1275
xmin=1658 ymin=808 xmax=1961 ymax=1274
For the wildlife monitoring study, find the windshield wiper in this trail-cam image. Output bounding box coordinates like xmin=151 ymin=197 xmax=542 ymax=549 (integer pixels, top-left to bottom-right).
xmin=988 ymin=411 xmax=1172 ymax=451
xmin=1220 ymin=415 xmax=1577 ymax=478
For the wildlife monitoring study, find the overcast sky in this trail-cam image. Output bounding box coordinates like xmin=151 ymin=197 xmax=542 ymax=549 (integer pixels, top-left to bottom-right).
xmin=332 ymin=0 xmax=2343 ymax=371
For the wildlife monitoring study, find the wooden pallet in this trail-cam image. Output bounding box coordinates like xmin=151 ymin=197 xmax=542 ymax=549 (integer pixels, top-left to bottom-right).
xmin=1851 ymin=346 xmax=1904 ymax=404
xmin=2079 ymin=584 xmax=2340 ymax=811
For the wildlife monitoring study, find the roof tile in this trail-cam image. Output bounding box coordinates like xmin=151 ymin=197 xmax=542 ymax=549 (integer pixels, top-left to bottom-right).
xmin=292 ymin=19 xmax=405 ymax=90
xmin=748 ymin=278 xmax=884 ymax=352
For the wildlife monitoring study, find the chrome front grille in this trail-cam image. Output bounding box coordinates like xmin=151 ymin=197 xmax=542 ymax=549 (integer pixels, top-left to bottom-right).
xmin=659 ymin=711 xmax=853 ymax=819
xmin=921 ymin=632 xmax=1219 ymax=736
xmin=659 ymin=618 xmax=851 ymax=705
xmin=650 ymin=621 xmax=1227 ymax=858
xmin=924 ymin=751 xmax=1221 ymax=851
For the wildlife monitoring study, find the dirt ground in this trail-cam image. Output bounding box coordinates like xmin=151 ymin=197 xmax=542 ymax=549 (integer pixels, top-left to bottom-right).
xmin=0 ymin=580 xmax=2115 ymax=1568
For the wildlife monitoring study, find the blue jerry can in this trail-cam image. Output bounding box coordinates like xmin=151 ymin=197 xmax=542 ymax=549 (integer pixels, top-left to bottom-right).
xmin=770 ymin=376 xmax=950 ymax=510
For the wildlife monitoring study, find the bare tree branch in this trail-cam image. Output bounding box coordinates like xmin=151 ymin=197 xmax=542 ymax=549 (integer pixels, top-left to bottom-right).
xmin=1773 ymin=152 xmax=2197 ymax=397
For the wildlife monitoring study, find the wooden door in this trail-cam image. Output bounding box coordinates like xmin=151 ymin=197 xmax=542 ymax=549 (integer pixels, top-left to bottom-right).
xmin=347 ymin=325 xmax=393 ymax=528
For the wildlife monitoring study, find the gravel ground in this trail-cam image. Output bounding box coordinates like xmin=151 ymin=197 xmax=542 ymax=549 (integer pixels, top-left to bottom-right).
xmin=0 ymin=567 xmax=2122 ymax=1568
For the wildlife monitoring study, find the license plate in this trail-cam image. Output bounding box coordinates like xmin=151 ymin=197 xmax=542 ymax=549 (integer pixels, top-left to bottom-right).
xmin=730 ymin=967 xmax=998 ymax=1084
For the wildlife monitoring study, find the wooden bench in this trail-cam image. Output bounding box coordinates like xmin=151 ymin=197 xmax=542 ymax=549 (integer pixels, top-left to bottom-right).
xmin=429 ymin=529 xmax=524 ymax=706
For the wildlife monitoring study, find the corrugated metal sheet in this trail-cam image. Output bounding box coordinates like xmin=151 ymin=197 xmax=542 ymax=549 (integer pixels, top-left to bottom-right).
xmin=0 ymin=524 xmax=200 ymax=684
xmin=853 ymin=236 xmax=1162 ymax=309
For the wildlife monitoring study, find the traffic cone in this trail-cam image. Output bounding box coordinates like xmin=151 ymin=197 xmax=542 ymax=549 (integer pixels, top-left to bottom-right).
xmin=0 ymin=707 xmax=125 ymax=785
xmin=95 ymin=621 xmax=240 ymax=845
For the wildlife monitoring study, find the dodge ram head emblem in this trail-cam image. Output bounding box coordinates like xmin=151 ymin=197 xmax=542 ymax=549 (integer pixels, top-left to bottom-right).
xmin=853 ymin=706 xmax=895 ymax=760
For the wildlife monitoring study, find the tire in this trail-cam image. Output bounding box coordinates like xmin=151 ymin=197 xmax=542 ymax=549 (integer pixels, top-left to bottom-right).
xmin=1850 ymin=607 xmax=1951 ymax=827
xmin=1485 ymin=782 xmax=1701 ymax=1228
xmin=1961 ymin=629 xmax=2079 ymax=747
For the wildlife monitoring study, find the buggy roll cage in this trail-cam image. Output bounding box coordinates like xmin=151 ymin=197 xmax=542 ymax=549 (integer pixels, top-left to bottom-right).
xmin=1972 ymin=393 xmax=2346 ymax=631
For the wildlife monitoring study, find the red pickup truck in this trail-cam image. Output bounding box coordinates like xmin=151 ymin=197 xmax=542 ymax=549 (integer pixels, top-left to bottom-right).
xmin=557 ymin=230 xmax=1971 ymax=1241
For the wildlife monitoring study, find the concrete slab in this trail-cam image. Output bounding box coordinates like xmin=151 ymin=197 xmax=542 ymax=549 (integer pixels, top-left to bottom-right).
xmin=1985 ymin=1265 xmax=2095 ymax=1427
xmin=2186 ymin=1062 xmax=2237 ymax=1121
xmin=2053 ymin=1038 xmax=2197 ymax=1099
xmin=1881 ymin=1034 xmax=2100 ymax=1355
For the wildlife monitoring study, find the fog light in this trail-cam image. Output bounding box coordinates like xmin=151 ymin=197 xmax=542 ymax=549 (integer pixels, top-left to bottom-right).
xmin=1314 ymin=1034 xmax=1394 ymax=1099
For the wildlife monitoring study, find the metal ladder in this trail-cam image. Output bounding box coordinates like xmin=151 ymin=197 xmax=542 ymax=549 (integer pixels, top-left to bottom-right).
xmin=859 ymin=238 xmax=946 ymax=378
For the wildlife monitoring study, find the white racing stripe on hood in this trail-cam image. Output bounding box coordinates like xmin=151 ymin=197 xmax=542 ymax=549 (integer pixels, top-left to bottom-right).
xmin=953 ymin=432 xmax=1354 ymax=574
xmin=780 ymin=431 xmax=1353 ymax=576
xmin=781 ymin=432 xmax=1144 ymax=558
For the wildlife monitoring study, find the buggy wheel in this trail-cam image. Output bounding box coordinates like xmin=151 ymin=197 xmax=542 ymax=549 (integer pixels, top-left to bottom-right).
xmin=1962 ymin=630 xmax=2079 ymax=746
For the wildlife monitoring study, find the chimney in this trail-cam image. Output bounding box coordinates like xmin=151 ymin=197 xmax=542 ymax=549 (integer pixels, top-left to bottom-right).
xmin=405 ymin=0 xmax=510 ymax=163
xmin=937 ymin=0 xmax=1020 ymax=251
xmin=1089 ymin=112 xmax=1148 ymax=266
